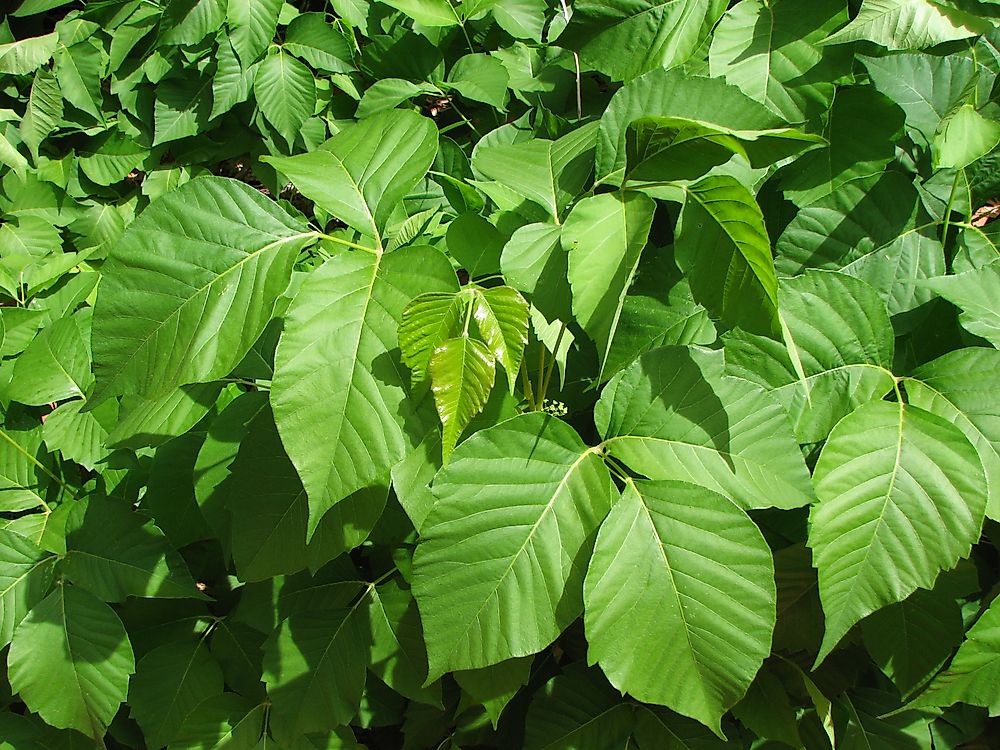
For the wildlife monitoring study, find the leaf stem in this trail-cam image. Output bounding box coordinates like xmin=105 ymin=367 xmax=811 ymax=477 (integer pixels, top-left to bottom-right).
xmin=448 ymin=100 xmax=481 ymax=137
xmin=462 ymin=298 xmax=475 ymax=336
xmin=538 ymin=323 xmax=567 ymax=406
xmin=368 ymin=566 xmax=398 ymax=590
xmin=316 ymin=232 xmax=379 ymax=254
xmin=0 ymin=427 xmax=69 ymax=508
xmin=941 ymin=169 xmax=962 ymax=252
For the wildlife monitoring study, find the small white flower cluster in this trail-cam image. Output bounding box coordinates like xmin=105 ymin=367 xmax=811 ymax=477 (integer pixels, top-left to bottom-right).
xmin=542 ymin=399 xmax=568 ymax=417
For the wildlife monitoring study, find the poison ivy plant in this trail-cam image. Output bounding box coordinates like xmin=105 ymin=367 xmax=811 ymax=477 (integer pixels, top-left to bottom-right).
xmin=0 ymin=0 xmax=999 ymax=747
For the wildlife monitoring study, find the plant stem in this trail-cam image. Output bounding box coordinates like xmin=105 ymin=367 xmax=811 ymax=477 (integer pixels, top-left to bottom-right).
xmin=520 ymin=361 xmax=536 ymax=411
xmin=536 ymin=341 xmax=547 ymax=408
xmin=538 ymin=323 xmax=567 ymax=406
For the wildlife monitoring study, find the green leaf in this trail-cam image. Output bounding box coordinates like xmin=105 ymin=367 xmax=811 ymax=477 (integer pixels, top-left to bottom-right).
xmin=7 ymin=584 xmax=134 ymax=738
xmin=454 ymin=656 xmax=531 ymax=727
xmin=109 ymin=382 xmax=224 ymax=451
xmin=674 ymin=175 xmax=780 ymax=337
xmin=262 ymin=605 xmax=368 ymax=738
xmin=779 ymin=86 xmax=905 ymax=207
xmin=724 ymin=271 xmax=896 ymax=443
xmin=0 ymin=425 xmax=51 ymax=513
xmin=809 ymin=401 xmax=987 ymax=663
xmin=168 ymin=694 xmax=264 ymax=750
xmin=776 ymin=172 xmax=943 ymax=318
xmin=473 ymin=286 xmax=530 ymax=387
xmin=160 ymin=0 xmax=226 ymax=46
xmin=471 ymin=121 xmax=599 ymax=222
xmin=62 ymin=497 xmax=203 ymax=602
xmin=153 ymin=74 xmax=213 ymax=146
xmin=561 ymin=0 xmax=726 ymax=82
xmin=211 ymin=38 xmax=253 ymax=119
xmin=78 ymin=131 xmax=149 ymax=187
xmin=924 ymin=260 xmax=1000 ymax=347
xmin=430 ymin=336 xmax=496 ymax=461
xmin=6 ymin=314 xmax=92 ymax=406
xmin=564 ymin=191 xmax=655 ymax=380
xmin=822 ymin=0 xmax=992 ymax=49
xmin=284 ymin=12 xmax=355 ymax=73
xmin=91 ymin=177 xmax=314 ymax=403
xmin=597 ymin=346 xmax=814 ymax=510
xmin=20 ymin=68 xmax=63 ymax=160
xmin=603 ymin=272 xmax=716 ymax=383
xmin=0 ymin=528 xmax=57 ymax=647
xmin=368 ymin=580 xmax=440 ymax=706
xmin=193 ymin=390 xmax=268 ymax=538
xmin=910 ymin=595 xmax=1000 ymax=713
xmin=446 ymin=53 xmax=509 ymax=109
xmin=598 ymin=68 xmax=802 ymax=185
xmin=253 ymin=48 xmax=316 ymax=146
xmin=412 ymin=412 xmax=615 ymax=678
xmin=43 ymin=398 xmax=115 ymax=470
xmin=585 ymin=479 xmax=775 ymax=734
xmin=862 ymin=581 xmax=965 ymax=698
xmin=523 ymin=665 xmax=634 ymax=750
xmin=0 ymin=32 xmax=57 ymax=75
xmin=907 ymin=348 xmax=1000 ymax=521
xmin=128 ymin=640 xmax=224 ymax=749
xmin=391 ymin=434 xmax=442 ymax=539
xmin=356 ymin=78 xmax=438 ymax=119
xmin=223 ymin=405 xmax=386 ymax=580
xmin=934 ymin=104 xmax=1000 ymax=170
xmin=227 ymin=0 xmax=282 ymax=65
xmin=708 ymin=0 xmax=851 ymax=123
xmin=380 ymin=0 xmax=459 ymax=26
xmin=622 ymin=117 xmax=743 ymax=185
xmin=53 ymin=41 xmax=103 ymax=121
xmin=264 ymin=110 xmax=438 ymax=246
xmin=445 ymin=213 xmax=505 ymax=278
xmin=399 ymin=292 xmax=467 ymax=385
xmin=861 ymin=52 xmax=976 ymax=145
xmin=271 ymin=245 xmax=456 ymax=537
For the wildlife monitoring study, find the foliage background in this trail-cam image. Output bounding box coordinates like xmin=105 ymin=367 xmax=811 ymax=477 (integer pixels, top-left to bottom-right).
xmin=1 ymin=0 xmax=1000 ymax=747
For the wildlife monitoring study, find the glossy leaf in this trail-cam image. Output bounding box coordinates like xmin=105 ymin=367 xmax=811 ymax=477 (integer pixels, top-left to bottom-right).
xmin=429 ymin=336 xmax=496 ymax=462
